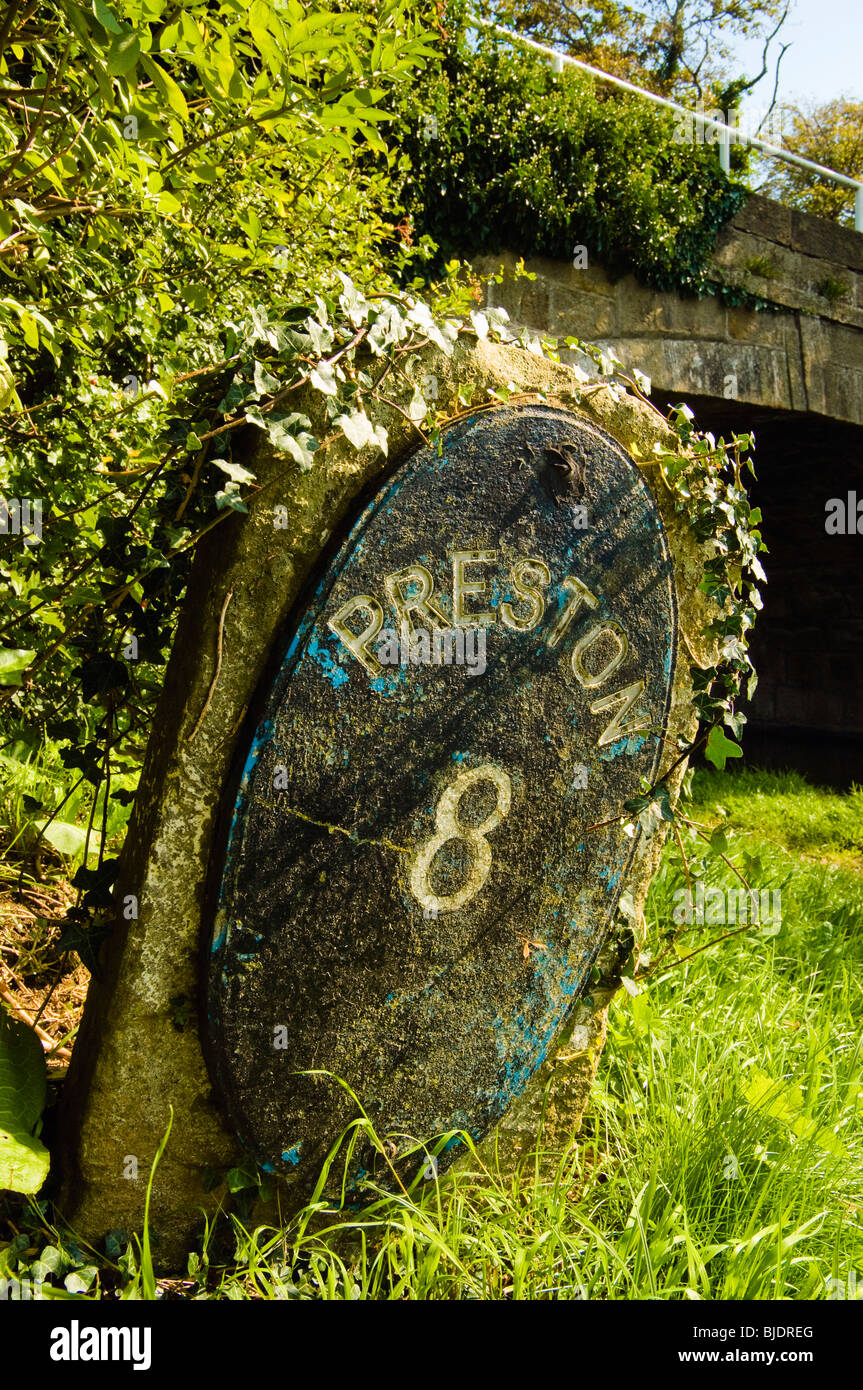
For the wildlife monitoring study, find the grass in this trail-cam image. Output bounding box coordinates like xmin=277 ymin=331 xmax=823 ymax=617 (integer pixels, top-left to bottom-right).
xmin=690 ymin=765 xmax=863 ymax=867
xmin=1 ymin=764 xmax=862 ymax=1299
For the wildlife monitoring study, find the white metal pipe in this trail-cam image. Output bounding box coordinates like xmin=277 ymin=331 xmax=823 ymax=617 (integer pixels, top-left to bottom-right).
xmin=478 ymin=20 xmax=863 ymax=220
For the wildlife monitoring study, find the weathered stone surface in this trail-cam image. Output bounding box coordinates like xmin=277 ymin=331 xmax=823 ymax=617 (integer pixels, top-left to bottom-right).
xmin=613 ymin=276 xmax=728 ymax=339
xmin=728 ymin=192 xmax=792 ymax=247
xmin=790 ymin=207 xmax=863 ymax=273
xmin=546 ymin=285 xmax=618 ymax=338
xmin=206 ymin=408 xmax=677 ymax=1195
xmin=58 ymin=337 xmax=712 ymax=1267
xmin=472 ymin=193 xmax=863 ymax=427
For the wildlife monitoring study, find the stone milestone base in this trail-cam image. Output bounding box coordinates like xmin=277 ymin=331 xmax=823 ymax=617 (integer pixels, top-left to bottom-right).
xmin=57 ymin=338 xmax=712 ymax=1269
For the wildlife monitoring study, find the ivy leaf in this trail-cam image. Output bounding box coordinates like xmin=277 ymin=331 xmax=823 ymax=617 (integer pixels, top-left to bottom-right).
xmin=0 ymin=1012 xmax=50 ymax=1195
xmin=705 ymin=725 xmax=743 ymax=770
xmin=617 ymin=889 xmax=637 ymax=921
xmin=253 ymin=360 xmax=280 ymax=396
xmin=724 ymin=709 xmax=746 ymax=739
xmin=709 ymin=825 xmax=729 ymax=857
xmin=310 ymin=361 xmax=338 ymax=396
xmin=469 ymin=309 xmax=489 ymax=339
xmin=65 ymin=1266 xmax=99 ymax=1294
xmin=225 ymin=1164 xmax=258 ymax=1193
xmin=265 ymin=418 xmax=318 ymax=469
xmin=336 ymin=409 xmax=375 ymax=450
xmin=213 ymin=458 xmax=256 ymax=485
xmin=305 ymin=316 xmax=334 ymax=356
xmin=215 ymin=482 xmax=248 ymax=513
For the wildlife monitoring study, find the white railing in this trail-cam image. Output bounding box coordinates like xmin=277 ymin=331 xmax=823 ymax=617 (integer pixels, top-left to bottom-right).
xmin=477 ymin=21 xmax=863 ymax=233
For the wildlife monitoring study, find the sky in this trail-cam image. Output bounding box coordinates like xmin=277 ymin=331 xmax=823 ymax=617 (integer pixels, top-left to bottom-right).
xmin=717 ymin=0 xmax=862 ymax=111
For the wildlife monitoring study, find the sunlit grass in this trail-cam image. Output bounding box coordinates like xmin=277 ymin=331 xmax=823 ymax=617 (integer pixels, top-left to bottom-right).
xmin=191 ymin=767 xmax=863 ymax=1300
xmin=5 ymin=766 xmax=861 ymax=1300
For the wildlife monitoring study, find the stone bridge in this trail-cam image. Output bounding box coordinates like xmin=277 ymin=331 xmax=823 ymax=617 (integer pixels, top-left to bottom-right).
xmin=473 ymin=195 xmax=863 ymax=781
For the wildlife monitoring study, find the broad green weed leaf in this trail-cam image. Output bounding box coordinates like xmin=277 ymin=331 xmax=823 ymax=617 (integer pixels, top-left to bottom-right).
xmin=0 ymin=1012 xmax=50 ymax=1194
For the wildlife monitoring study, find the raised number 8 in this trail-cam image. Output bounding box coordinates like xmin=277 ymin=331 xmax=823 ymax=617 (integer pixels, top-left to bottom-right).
xmin=409 ymin=763 xmax=512 ymax=914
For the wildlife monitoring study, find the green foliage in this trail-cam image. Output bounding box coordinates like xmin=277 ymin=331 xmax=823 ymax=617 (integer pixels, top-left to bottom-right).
xmin=0 ymin=649 xmax=35 ymax=685
xmin=0 ymin=0 xmax=438 ymax=749
xmin=761 ymin=99 xmax=863 ymax=228
xmin=690 ymin=766 xmax=863 ymax=865
xmin=5 ymin=769 xmax=858 ymax=1298
xmin=657 ymin=407 xmax=764 ymax=764
xmin=398 ymin=31 xmax=749 ymax=297
xmin=819 ymin=276 xmax=851 ymax=304
xmin=477 ymin=0 xmax=792 ymax=105
xmin=0 ymin=1218 xmax=101 ymax=1297
xmin=744 ymin=254 xmax=779 ymax=279
xmin=0 ymin=0 xmax=442 ymax=957
xmin=705 ymin=724 xmax=744 ymax=771
xmin=0 ymin=1010 xmax=50 ymax=1194
xmin=214 ymin=770 xmax=860 ymax=1300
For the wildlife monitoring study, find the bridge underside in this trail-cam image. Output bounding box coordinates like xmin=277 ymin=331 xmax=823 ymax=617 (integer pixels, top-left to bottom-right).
xmin=652 ymin=393 xmax=863 ymax=787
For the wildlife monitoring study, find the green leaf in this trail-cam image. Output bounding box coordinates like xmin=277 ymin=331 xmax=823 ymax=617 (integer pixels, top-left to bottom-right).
xmin=335 ymin=409 xmax=375 ymax=450
xmin=225 ymin=1164 xmax=257 ymax=1193
xmin=249 ymin=0 xmax=274 ymax=58
xmin=469 ymin=309 xmax=489 ymax=339
xmin=142 ymin=57 xmax=189 ymax=121
xmin=617 ymin=889 xmax=637 ymax=921
xmin=724 ymin=709 xmax=746 ymax=740
xmin=705 ymin=725 xmax=743 ymax=771
xmin=34 ymin=819 xmax=90 ymax=857
xmin=0 ymin=1012 xmax=50 ymax=1195
xmin=0 ymin=648 xmax=35 ymax=686
xmin=743 ymin=1066 xmax=847 ymax=1158
xmin=35 ymin=1245 xmax=65 ymax=1275
xmin=65 ymin=1266 xmax=99 ymax=1293
xmin=253 ymin=360 xmax=279 ymax=396
xmin=93 ymin=1 xmax=123 ymax=34
xmin=213 ymin=458 xmax=256 ymax=485
xmin=106 ymin=30 xmax=142 ymax=76
xmin=265 ymin=420 xmax=317 ymax=469
xmin=709 ymin=825 xmax=729 ymax=857
xmin=310 ymin=361 xmax=338 ymax=396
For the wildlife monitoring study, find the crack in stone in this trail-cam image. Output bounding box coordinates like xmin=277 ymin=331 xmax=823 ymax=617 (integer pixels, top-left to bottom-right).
xmin=255 ymin=794 xmax=410 ymax=854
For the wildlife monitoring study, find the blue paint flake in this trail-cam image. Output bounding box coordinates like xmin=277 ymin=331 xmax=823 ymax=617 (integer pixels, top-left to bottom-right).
xmin=599 ymin=733 xmax=646 ymax=759
xmin=306 ymin=634 xmax=349 ymax=688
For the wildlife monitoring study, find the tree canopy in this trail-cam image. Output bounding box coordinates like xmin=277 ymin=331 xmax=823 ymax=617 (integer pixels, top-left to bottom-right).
xmin=761 ymin=98 xmax=863 ymax=226
xmin=477 ymin=0 xmax=792 ymax=105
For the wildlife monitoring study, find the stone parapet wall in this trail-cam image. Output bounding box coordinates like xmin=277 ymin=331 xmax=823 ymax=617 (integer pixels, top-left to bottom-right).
xmin=472 ymin=194 xmax=863 ymax=427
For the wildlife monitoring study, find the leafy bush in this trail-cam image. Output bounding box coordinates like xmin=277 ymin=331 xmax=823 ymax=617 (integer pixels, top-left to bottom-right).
xmin=399 ymin=29 xmax=749 ymax=297
xmin=0 ymin=0 xmax=437 ymax=754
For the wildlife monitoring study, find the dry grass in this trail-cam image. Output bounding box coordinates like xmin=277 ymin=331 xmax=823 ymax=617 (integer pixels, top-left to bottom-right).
xmin=0 ymin=867 xmax=87 ymax=1079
